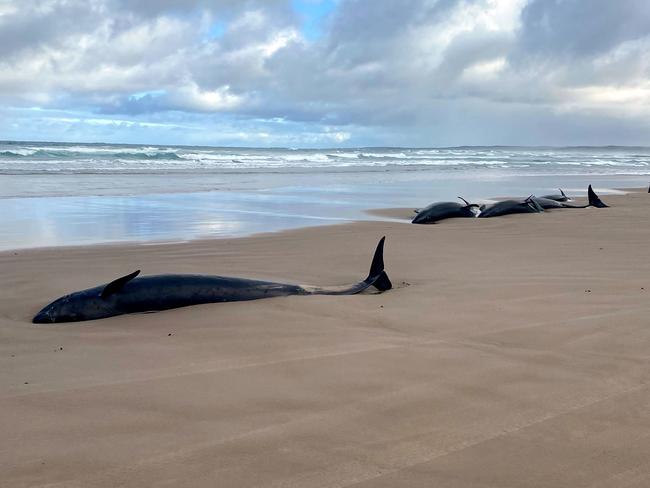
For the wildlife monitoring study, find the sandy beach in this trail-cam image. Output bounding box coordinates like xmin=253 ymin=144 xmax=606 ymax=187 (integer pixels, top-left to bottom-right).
xmin=2 ymin=188 xmax=650 ymax=487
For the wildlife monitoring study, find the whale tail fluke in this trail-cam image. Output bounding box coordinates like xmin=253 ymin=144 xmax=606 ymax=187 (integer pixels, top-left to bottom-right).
xmin=588 ymin=185 xmax=609 ymax=208
xmin=304 ymin=237 xmax=392 ymax=295
xmin=372 ymin=271 xmax=392 ymax=292
xmin=365 ymin=236 xmax=392 ymax=291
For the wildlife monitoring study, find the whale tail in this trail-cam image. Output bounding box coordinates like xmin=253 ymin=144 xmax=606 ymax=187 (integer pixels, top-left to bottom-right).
xmin=588 ymin=185 xmax=609 ymax=208
xmin=364 ymin=236 xmax=392 ymax=291
xmin=304 ymin=237 xmax=391 ymax=295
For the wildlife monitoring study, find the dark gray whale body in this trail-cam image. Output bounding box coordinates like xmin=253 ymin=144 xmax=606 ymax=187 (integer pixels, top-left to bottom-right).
xmin=33 ymin=237 xmax=392 ymax=323
xmin=536 ymin=185 xmax=608 ymax=209
xmin=530 ymin=197 xmax=570 ymax=209
xmin=481 ymin=186 xmax=608 ymax=217
xmin=541 ymin=189 xmax=569 ymax=202
xmin=412 ymin=198 xmax=479 ymax=224
xmin=478 ymin=196 xmax=543 ymax=218
xmin=530 ymin=197 xmax=588 ymax=210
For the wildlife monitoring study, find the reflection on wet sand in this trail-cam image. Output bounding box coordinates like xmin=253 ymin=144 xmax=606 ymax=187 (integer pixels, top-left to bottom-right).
xmin=0 ymin=173 xmax=647 ymax=250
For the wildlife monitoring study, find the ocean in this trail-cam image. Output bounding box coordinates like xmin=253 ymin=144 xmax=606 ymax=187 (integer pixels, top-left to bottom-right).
xmin=1 ymin=141 xmax=649 ymax=249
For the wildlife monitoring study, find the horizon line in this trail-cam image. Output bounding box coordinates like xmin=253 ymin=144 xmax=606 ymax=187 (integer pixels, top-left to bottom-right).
xmin=3 ymin=139 xmax=650 ymax=151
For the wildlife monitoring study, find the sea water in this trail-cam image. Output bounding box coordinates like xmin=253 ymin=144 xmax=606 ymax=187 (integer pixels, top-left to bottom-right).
xmin=1 ymin=141 xmax=649 ymax=249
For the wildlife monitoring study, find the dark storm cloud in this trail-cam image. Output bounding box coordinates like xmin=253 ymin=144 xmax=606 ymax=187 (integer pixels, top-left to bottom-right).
xmin=518 ymin=0 xmax=650 ymax=58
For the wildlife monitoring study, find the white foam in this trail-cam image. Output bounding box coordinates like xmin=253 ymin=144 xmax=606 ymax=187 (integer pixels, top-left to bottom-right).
xmin=2 ymin=143 xmax=650 ymax=176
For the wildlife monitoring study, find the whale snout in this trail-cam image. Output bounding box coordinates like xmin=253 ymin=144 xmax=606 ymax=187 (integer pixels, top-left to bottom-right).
xmin=33 ymin=308 xmax=54 ymax=324
xmin=411 ymin=214 xmax=426 ymax=224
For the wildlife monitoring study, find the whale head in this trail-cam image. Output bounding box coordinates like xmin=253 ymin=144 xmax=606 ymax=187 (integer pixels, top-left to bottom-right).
xmin=33 ymin=289 xmax=117 ymax=323
xmin=33 ymin=270 xmax=140 ymax=324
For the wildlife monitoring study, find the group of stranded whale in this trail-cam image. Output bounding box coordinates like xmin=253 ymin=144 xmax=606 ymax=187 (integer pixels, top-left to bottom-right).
xmin=412 ymin=185 xmax=608 ymax=224
xmin=33 ymin=185 xmax=617 ymax=324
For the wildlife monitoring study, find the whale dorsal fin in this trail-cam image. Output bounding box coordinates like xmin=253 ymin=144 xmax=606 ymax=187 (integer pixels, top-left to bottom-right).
xmin=101 ymin=270 xmax=141 ymax=298
xmin=560 ymin=188 xmax=566 ymax=197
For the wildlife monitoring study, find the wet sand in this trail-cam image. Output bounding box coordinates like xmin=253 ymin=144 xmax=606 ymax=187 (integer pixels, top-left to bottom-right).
xmin=2 ymin=189 xmax=650 ymax=487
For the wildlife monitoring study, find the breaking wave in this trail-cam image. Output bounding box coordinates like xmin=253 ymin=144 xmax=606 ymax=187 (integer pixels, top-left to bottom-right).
xmin=1 ymin=142 xmax=649 ymax=176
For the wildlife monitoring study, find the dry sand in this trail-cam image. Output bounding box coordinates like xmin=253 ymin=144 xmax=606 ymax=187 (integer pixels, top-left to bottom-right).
xmin=2 ymin=189 xmax=650 ymax=487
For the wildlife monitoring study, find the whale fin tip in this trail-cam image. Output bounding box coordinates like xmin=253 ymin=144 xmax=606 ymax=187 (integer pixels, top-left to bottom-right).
xmin=101 ymin=269 xmax=141 ymax=298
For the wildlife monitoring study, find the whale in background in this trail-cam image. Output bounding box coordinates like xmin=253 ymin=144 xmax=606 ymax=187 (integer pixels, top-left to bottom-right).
xmin=535 ymin=185 xmax=609 ymax=209
xmin=541 ymin=188 xmax=570 ymax=202
xmin=478 ymin=196 xmax=543 ymax=218
xmin=412 ymin=197 xmax=479 ymax=224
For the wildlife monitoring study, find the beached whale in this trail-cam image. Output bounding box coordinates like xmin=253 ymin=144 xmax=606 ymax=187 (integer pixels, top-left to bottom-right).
xmin=478 ymin=186 xmax=608 ymax=218
xmin=530 ymin=196 xmax=575 ymax=209
xmin=33 ymin=237 xmax=392 ymax=323
xmin=530 ymin=196 xmax=593 ymax=210
xmin=412 ymin=197 xmax=479 ymax=224
xmin=512 ymin=185 xmax=608 ymax=211
xmin=532 ymin=185 xmax=608 ymax=209
xmin=478 ymin=196 xmax=543 ymax=218
xmin=541 ymin=188 xmax=570 ymax=202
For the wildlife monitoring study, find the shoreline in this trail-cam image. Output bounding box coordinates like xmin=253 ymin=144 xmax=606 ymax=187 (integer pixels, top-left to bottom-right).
xmin=1 ymin=185 xmax=644 ymax=254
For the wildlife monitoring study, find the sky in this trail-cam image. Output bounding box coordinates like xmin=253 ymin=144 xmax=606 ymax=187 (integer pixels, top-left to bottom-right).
xmin=0 ymin=0 xmax=649 ymax=147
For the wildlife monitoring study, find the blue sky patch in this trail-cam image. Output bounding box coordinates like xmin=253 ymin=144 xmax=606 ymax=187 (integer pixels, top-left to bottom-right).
xmin=292 ymin=0 xmax=337 ymax=40
xmin=206 ymin=20 xmax=227 ymax=40
xmin=130 ymin=90 xmax=166 ymax=101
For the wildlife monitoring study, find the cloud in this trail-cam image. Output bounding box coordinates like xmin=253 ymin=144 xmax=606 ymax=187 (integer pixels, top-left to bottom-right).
xmin=0 ymin=0 xmax=649 ymax=146
xmin=518 ymin=0 xmax=650 ymax=59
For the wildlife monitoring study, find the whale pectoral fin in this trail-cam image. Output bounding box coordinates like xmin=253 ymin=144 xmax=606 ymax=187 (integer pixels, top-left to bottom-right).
xmin=101 ymin=270 xmax=141 ymax=298
xmin=525 ymin=195 xmax=543 ymax=212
